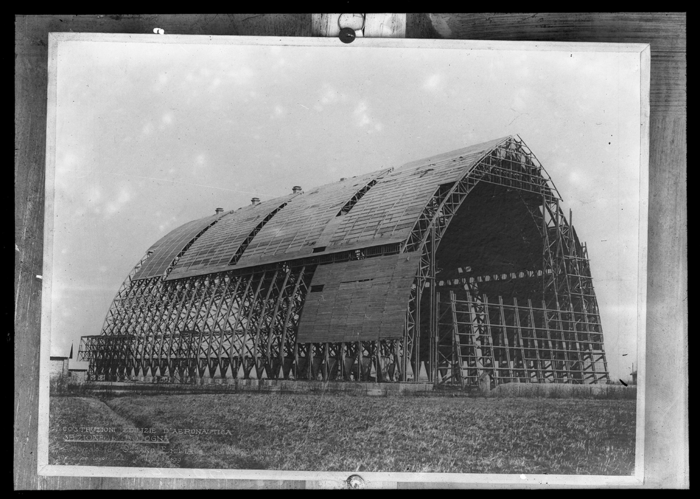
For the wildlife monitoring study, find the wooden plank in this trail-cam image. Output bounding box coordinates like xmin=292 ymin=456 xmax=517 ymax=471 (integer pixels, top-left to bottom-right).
xmin=526 ymin=298 xmax=544 ymax=382
xmin=541 ymin=299 xmax=559 ymax=382
xmin=497 ymin=296 xmax=513 ymax=381
xmin=449 ymin=291 xmax=464 ymax=387
xmin=512 ymin=297 xmax=530 ymax=382
xmin=482 ymin=295 xmax=498 ymax=385
xmin=312 ymin=14 xmax=406 ymax=38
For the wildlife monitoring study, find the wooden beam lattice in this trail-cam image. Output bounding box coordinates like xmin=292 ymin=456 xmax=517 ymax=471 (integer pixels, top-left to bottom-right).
xmin=78 ymin=137 xmax=608 ymax=386
xmin=435 ymin=292 xmax=609 ymax=386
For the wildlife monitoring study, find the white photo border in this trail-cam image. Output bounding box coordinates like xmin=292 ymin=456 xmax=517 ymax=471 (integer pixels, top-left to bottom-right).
xmin=38 ymin=33 xmax=651 ymax=488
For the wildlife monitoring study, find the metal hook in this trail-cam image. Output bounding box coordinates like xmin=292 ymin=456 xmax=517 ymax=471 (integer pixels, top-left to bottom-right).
xmin=338 ymin=13 xmax=366 ymax=31
xmin=337 ymin=14 xmax=365 ymax=43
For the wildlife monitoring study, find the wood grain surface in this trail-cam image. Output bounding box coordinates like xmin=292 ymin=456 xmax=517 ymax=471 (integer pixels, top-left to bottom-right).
xmin=14 ymin=13 xmax=686 ymax=489
xmin=311 ymin=14 xmax=406 ymax=37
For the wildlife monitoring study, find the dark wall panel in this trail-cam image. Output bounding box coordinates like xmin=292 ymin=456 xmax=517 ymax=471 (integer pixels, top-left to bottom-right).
xmin=296 ymin=252 xmax=420 ymax=343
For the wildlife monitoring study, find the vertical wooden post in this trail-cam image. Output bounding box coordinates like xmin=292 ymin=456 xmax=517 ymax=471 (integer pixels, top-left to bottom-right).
xmin=465 ymin=291 xmax=484 ymax=384
xmin=413 ymin=278 xmax=425 ymax=383
xmin=526 ymin=299 xmax=544 ymax=383
xmin=429 ymin=223 xmax=437 ymax=385
xmin=497 ymin=296 xmax=513 ymax=382
xmin=569 ymin=302 xmax=584 ymax=383
xmin=374 ymin=342 xmax=381 ymax=383
xmin=449 ymin=291 xmax=463 ymax=388
xmin=293 ymin=343 xmax=299 ymax=380
xmin=554 ymin=299 xmax=571 ymax=383
xmin=588 ymin=323 xmax=599 ymax=384
xmin=415 ymin=278 xmax=421 ymax=382
xmin=541 ymin=299 xmax=560 ymax=382
xmin=323 ymin=342 xmax=330 ymax=381
xmin=340 ymin=342 xmax=346 ymax=380
xmin=307 ymin=344 xmax=314 ymax=380
xmin=394 ymin=340 xmax=402 ymax=382
xmin=512 ymin=297 xmax=530 ymax=382
xmin=401 ymin=304 xmax=410 ymax=382
xmin=435 ymin=291 xmax=441 ymax=385
xmin=483 ymin=295 xmax=498 ymax=386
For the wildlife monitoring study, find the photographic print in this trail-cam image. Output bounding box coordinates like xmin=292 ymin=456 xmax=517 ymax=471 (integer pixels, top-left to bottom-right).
xmin=39 ymin=34 xmax=648 ymax=483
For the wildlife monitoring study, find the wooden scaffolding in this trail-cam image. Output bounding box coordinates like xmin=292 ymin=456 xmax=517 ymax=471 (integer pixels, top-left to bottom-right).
xmin=79 ymin=136 xmax=609 ymax=386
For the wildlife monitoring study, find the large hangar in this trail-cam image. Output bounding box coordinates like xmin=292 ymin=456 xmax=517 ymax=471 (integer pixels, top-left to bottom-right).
xmin=79 ymin=135 xmax=609 ymax=387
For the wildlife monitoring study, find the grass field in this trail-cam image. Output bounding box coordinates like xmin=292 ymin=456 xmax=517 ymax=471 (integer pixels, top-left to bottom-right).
xmin=49 ymin=393 xmax=636 ymax=474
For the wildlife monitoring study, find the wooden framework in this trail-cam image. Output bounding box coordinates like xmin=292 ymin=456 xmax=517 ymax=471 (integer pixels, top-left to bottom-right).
xmin=79 ymin=136 xmax=609 ymax=387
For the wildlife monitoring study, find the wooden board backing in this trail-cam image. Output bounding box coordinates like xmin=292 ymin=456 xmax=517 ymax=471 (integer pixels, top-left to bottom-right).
xmin=15 ymin=13 xmax=686 ymax=490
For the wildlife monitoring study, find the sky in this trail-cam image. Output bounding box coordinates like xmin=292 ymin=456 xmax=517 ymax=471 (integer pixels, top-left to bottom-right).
xmin=48 ymin=36 xmax=643 ymax=381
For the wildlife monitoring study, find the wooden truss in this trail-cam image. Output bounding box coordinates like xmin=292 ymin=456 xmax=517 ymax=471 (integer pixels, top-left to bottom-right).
xmin=79 ymin=136 xmax=609 ymax=386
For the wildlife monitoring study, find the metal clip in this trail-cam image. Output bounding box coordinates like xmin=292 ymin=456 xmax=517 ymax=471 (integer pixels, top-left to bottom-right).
xmin=345 ymin=474 xmax=365 ymax=489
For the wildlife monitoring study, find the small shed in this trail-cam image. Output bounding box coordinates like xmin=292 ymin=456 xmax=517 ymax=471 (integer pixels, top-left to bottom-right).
xmin=68 ymin=360 xmax=90 ymax=383
xmin=49 ymin=356 xmax=69 ymax=380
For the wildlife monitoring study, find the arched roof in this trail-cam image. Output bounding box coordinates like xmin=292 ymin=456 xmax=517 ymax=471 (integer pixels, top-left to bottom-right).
xmin=133 ymin=135 xmax=513 ymax=281
xmin=86 ymin=134 xmax=608 ymax=384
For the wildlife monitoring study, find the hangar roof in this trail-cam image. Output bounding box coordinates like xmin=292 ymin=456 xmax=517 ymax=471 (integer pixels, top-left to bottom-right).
xmin=134 ymin=136 xmax=512 ymax=281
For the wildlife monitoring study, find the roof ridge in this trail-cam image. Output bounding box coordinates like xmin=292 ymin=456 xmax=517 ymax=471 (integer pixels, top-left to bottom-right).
xmin=396 ymin=135 xmax=513 ymax=171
